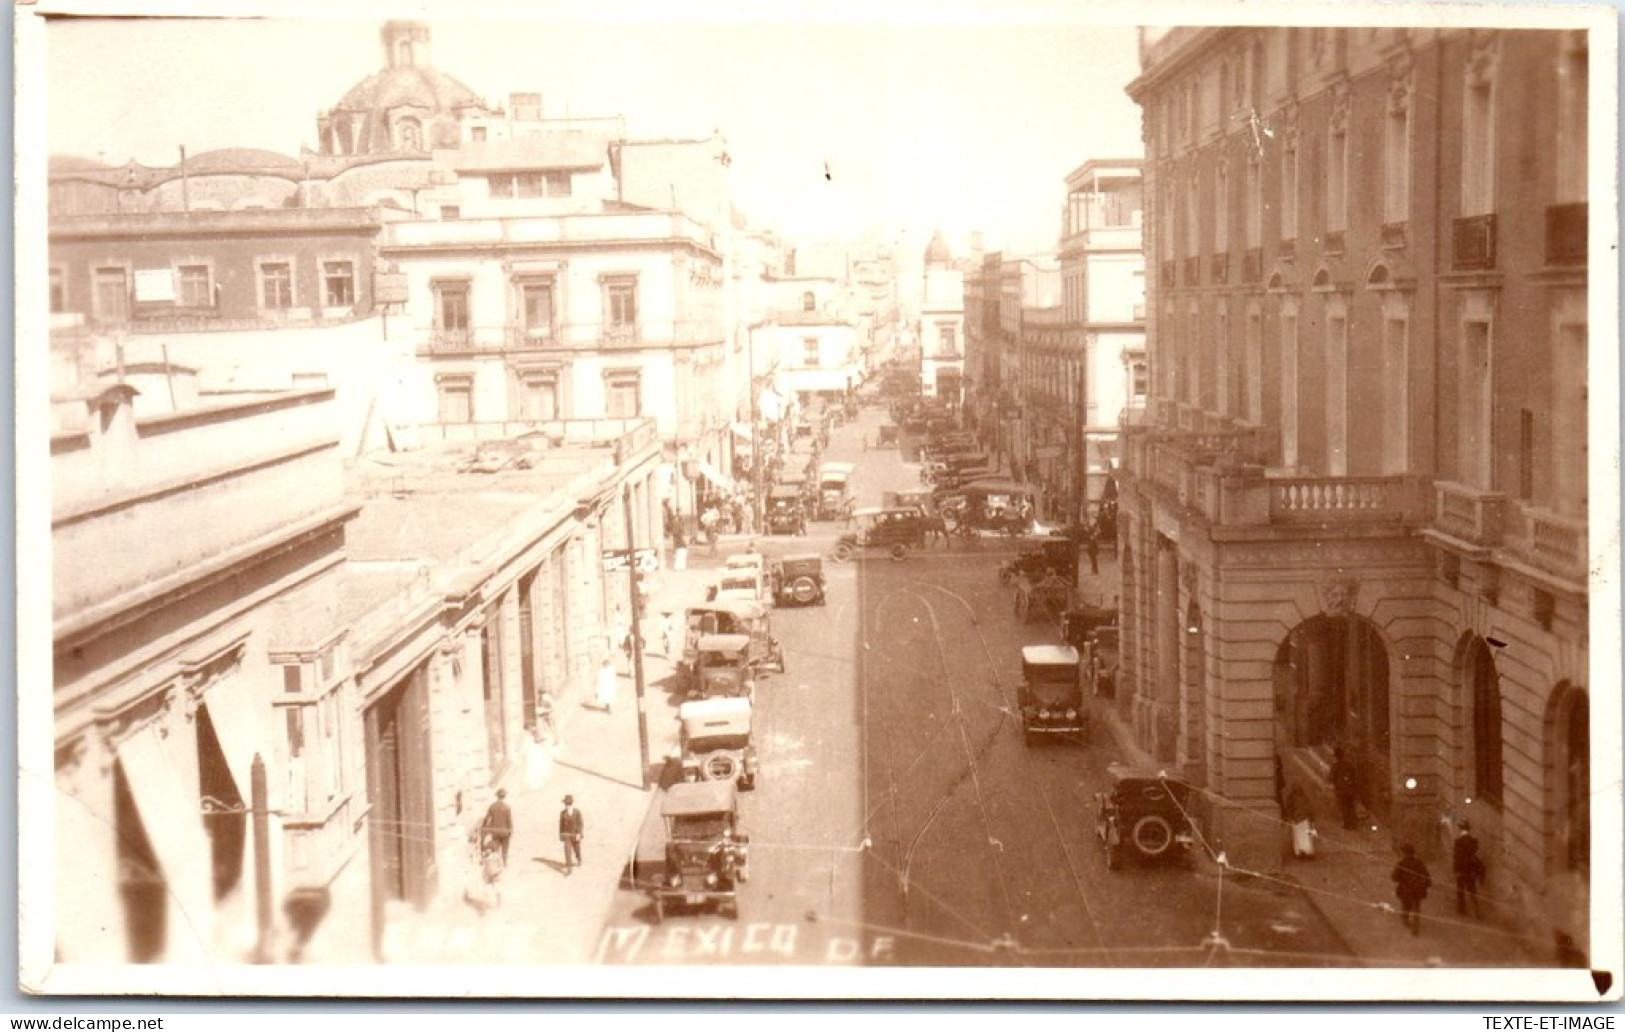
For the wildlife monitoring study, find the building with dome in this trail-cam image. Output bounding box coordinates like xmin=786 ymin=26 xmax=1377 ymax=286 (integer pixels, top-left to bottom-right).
xmin=919 ymin=230 xmax=965 ymax=405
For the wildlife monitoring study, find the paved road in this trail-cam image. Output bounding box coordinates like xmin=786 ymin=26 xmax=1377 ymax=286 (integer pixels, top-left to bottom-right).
xmin=596 ymin=402 xmax=1357 ymax=968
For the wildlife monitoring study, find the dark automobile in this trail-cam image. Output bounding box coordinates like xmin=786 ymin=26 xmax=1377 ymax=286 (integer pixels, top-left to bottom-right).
xmin=816 ymin=462 xmax=857 ymax=522
xmin=938 ymin=479 xmax=1036 ymax=537
xmin=833 ymin=507 xmax=930 ymax=562
xmin=1094 ymin=765 xmax=1198 ymax=870
xmin=1017 ymin=644 xmax=1089 ymax=745
xmin=999 ymin=537 xmax=1077 ymax=586
xmin=630 ymin=780 xmax=750 ymax=922
xmin=765 ymin=485 xmax=807 ymax=536
xmin=772 ymin=553 xmax=827 ymax=607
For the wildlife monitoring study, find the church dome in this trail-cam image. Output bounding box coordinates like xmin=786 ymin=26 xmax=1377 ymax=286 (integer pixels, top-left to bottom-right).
xmin=318 ymin=21 xmax=495 ymax=156
xmin=924 ymin=229 xmax=953 ymax=264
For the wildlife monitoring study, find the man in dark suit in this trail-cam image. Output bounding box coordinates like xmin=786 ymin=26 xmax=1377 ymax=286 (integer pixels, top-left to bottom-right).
xmin=559 ymin=794 xmax=584 ymax=874
xmin=481 ymin=788 xmax=513 ymax=866
xmin=1453 ymin=820 xmax=1486 ymax=918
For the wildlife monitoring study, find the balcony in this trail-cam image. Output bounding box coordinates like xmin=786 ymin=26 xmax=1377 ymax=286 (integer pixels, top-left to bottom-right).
xmin=1502 ymin=504 xmax=1588 ymax=588
xmin=1453 ymin=214 xmax=1498 ymax=271
xmin=505 ymin=325 xmax=559 ymax=350
xmin=1430 ymin=480 xmax=1507 ymax=550
xmin=1324 ymin=229 xmax=1346 ymax=255
xmin=425 ymin=327 xmax=476 ymax=354
xmin=1546 ymin=203 xmax=1587 ymax=265
xmin=1161 ymin=260 xmax=1176 ymax=289
xmin=1183 ymin=256 xmax=1201 ymax=287
xmin=1268 ymin=475 xmax=1432 ymax=524
xmin=1210 ymin=252 xmax=1229 ymax=285
xmin=1381 ymin=222 xmax=1408 ymax=250
xmin=1278 ymin=237 xmax=1296 ymax=260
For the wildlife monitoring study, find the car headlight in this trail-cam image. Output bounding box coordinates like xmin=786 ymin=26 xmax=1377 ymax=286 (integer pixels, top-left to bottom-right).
xmin=705 ymin=871 xmax=719 ymax=887
xmin=1038 ymin=709 xmax=1051 ymax=719
xmin=1066 ymin=709 xmax=1078 ymax=720
xmin=667 ymin=873 xmax=682 ymax=887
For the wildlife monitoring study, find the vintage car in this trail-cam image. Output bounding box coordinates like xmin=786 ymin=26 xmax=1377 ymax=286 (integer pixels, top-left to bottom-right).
xmin=679 ymin=601 xmax=783 ymax=690
xmin=631 ymin=780 xmax=750 ymax=922
xmin=816 ymin=462 xmax=857 ymax=522
xmin=708 ymin=566 xmax=772 ymax=608
xmin=876 ymin=424 xmax=899 ymax=448
xmin=1017 ymin=644 xmax=1089 ymax=745
xmin=832 ymin=507 xmax=931 ymax=562
xmin=998 ymin=536 xmax=1078 ymax=586
xmin=765 ymin=485 xmax=808 ymax=536
xmin=772 ymin=553 xmax=827 ymax=607
xmin=688 ymin=633 xmax=758 ymax=701
xmin=881 ymin=488 xmax=934 ymax=515
xmin=1094 ymin=765 xmax=1198 ymax=870
xmin=1061 ymin=601 xmax=1119 ymax=650
xmin=675 ymin=696 xmax=758 ymax=790
xmin=938 ymin=479 xmax=1036 ymax=537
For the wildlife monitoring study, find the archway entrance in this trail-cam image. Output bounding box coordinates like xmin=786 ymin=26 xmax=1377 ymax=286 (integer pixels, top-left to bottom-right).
xmin=1274 ymin=614 xmax=1392 ymax=822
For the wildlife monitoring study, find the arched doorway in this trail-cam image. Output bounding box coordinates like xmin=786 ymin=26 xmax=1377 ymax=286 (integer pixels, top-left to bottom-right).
xmin=1459 ymin=635 xmax=1503 ymax=808
xmin=1274 ymin=613 xmax=1392 ymax=822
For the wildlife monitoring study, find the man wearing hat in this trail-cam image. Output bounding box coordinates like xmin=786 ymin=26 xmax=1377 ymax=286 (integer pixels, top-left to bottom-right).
xmin=481 ymin=788 xmax=513 ymax=866
xmin=559 ymin=794 xmax=585 ymax=874
xmin=1453 ymin=820 xmax=1486 ymax=918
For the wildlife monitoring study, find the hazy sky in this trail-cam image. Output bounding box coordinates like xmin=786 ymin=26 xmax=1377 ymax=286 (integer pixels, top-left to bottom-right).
xmin=35 ymin=2 xmax=1148 ymax=253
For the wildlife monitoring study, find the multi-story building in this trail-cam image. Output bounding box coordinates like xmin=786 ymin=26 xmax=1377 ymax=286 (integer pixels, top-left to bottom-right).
xmin=919 ymin=231 xmax=965 ymax=406
xmin=1060 ymin=159 xmax=1148 ymax=521
xmin=1123 ymin=26 xmax=1593 ymax=957
xmin=752 ymin=273 xmax=863 ymax=407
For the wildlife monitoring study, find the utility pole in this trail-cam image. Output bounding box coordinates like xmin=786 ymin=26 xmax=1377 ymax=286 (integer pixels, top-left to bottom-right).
xmin=622 ymin=484 xmax=652 ymax=789
xmin=251 ymin=754 xmax=272 ymax=963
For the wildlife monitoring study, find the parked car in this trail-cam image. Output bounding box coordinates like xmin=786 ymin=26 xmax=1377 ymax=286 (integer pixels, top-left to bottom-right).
xmin=630 ymin=780 xmax=750 ymax=922
xmin=816 ymin=462 xmax=857 ymax=521
xmin=688 ymin=633 xmax=757 ymax=701
xmin=708 ymin=566 xmax=772 ymax=608
xmin=1094 ymin=765 xmax=1198 ymax=870
xmin=1017 ymin=644 xmax=1089 ymax=745
xmin=771 ymin=553 xmax=827 ymax=607
xmin=679 ymin=601 xmax=783 ymax=690
xmin=765 ymin=485 xmax=808 ymax=536
xmin=833 ymin=507 xmax=930 ymax=562
xmin=675 ymin=696 xmax=758 ymax=790
xmin=938 ymin=479 xmax=1036 ymax=537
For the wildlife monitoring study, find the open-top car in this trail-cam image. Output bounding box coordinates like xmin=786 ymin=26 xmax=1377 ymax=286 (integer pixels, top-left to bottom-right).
xmin=833 ymin=506 xmax=930 ymax=562
xmin=1017 ymin=644 xmax=1089 ymax=745
xmin=1094 ymin=765 xmax=1199 ymax=870
xmin=688 ymin=633 xmax=757 ymax=701
xmin=675 ymin=696 xmax=758 ymax=790
xmin=679 ymin=601 xmax=784 ymax=690
xmin=765 ymin=485 xmax=808 ymax=536
xmin=631 ymin=780 xmax=750 ymax=922
xmin=771 ymin=553 xmax=827 ymax=607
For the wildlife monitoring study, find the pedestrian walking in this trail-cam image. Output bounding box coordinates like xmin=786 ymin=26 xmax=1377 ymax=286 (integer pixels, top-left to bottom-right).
xmin=524 ymin=727 xmax=549 ymax=789
xmin=479 ymin=832 xmax=505 ymax=908
xmin=1391 ymin=844 xmax=1432 ymax=936
xmin=559 ymin=794 xmax=585 ymax=874
xmin=480 ymin=788 xmax=513 ymax=866
xmin=1282 ymin=782 xmax=1317 ymax=860
xmin=701 ymin=506 xmax=720 ymax=555
xmin=1086 ymin=532 xmax=1101 ymax=576
xmin=595 ymin=655 xmax=617 ymax=715
xmin=1453 ymin=820 xmax=1486 ymax=918
xmin=660 ymin=610 xmax=676 ymax=659
xmin=535 ymin=691 xmax=559 ymax=745
xmin=1330 ymin=747 xmax=1360 ymax=829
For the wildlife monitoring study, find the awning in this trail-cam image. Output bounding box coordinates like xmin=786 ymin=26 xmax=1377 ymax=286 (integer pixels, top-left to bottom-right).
xmin=199 ymin=680 xmax=282 ymax=812
xmin=730 ymin=422 xmax=755 ymax=442
xmin=696 ymin=458 xmax=734 ymax=493
xmin=116 ymin=721 xmax=215 ymax=958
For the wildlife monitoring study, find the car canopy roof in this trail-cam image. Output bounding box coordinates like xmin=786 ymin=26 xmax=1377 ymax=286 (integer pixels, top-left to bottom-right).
xmin=725 ymin=553 xmax=766 ymax=570
xmin=678 ymin=695 xmax=753 ymax=733
xmin=1105 ymin=763 xmax=1191 ymax=789
xmin=696 ymin=632 xmax=752 ymax=652
xmin=768 ymin=485 xmax=803 ymax=499
xmin=662 ymin=779 xmax=739 ymax=817
xmin=961 ymin=478 xmax=1030 ymax=495
xmin=1022 ymin=644 xmax=1081 ymax=666
xmin=779 ymin=552 xmax=822 ymax=565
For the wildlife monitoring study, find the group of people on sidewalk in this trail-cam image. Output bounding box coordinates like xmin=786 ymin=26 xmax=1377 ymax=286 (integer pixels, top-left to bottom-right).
xmin=1279 ymin=748 xmax=1489 ymax=939
xmin=469 ymin=790 xmax=589 ymax=910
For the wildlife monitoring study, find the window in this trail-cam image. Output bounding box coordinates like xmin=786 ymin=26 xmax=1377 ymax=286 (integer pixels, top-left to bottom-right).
xmin=258 ymin=261 xmax=293 ymax=310
xmin=440 ymin=205 xmax=461 ymax=221
xmin=1384 ymin=74 xmax=1412 ymax=224
xmin=1215 ymin=304 xmax=1231 ymax=415
xmin=1556 ymin=33 xmax=1587 ymax=203
xmin=1214 ymin=159 xmax=1230 ymax=254
xmin=1326 ymin=123 xmax=1348 ymax=234
xmin=516 ymin=370 xmax=560 ymax=421
xmin=1185 ymin=169 xmax=1200 ymax=258
xmin=93 ymin=266 xmax=130 ymax=322
xmin=491 ymin=172 xmax=544 ymax=199
xmin=1551 ymin=292 xmax=1587 ymax=516
xmin=1245 ymin=306 xmax=1263 ymax=423
xmin=1380 ymin=300 xmax=1411 ymax=474
xmin=471 ymin=126 xmax=488 ymax=142
xmin=1518 ymin=409 xmax=1535 ymax=501
xmin=433 ymin=279 xmax=471 ymax=331
xmin=937 ymin=325 xmax=958 ymax=355
xmin=1245 ymin=155 xmax=1262 ymax=249
xmin=605 ymin=371 xmax=640 ymax=418
xmin=1280 ymin=304 xmax=1300 ymax=467
xmin=436 ymin=373 xmax=474 ymax=423
xmin=397 ymin=117 xmax=423 ymax=151
xmin=1462 ymin=43 xmax=1498 ymax=216
xmin=603 ymin=276 xmax=638 ymax=339
xmin=802 ymin=337 xmax=821 ymax=367
xmin=49 ymin=268 xmax=65 ymax=312
xmin=323 ymin=261 xmax=356 ymax=308
xmin=802 ymin=291 xmax=816 ymax=312
xmin=1130 ymin=361 xmax=1149 ymax=403
xmin=1280 ymin=134 xmax=1299 ymax=242
xmin=1325 ymin=303 xmax=1349 ymax=475
xmin=176 ymin=264 xmax=212 ymax=308
xmin=1458 ymin=294 xmax=1495 ymax=488
xmin=544 ymin=171 xmax=572 ymax=198
xmin=516 ymin=278 xmax=555 ymax=339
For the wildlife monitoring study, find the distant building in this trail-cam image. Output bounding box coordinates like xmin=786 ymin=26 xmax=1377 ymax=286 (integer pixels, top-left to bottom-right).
xmin=752 ymin=273 xmax=863 ymax=406
xmin=1124 ymin=26 xmax=1591 ymax=958
xmin=919 ymin=230 xmax=965 ymax=405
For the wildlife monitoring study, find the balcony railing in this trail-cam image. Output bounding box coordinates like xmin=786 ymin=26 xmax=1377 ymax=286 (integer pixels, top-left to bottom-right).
xmin=1324 ymin=229 xmax=1346 ymax=255
xmin=1432 ymin=480 xmax=1507 ymax=549
xmin=1381 ymin=222 xmax=1408 ymax=249
xmin=1268 ymin=475 xmax=1431 ymax=523
xmin=1546 ymin=203 xmax=1587 ymax=265
xmin=417 ymin=318 xmax=722 ymax=355
xmin=1453 ymin=214 xmax=1498 ymax=271
xmin=505 ymin=325 xmax=559 ymax=349
xmin=1279 ymin=238 xmax=1296 ymax=260
xmin=1502 ymin=504 xmax=1588 ymax=588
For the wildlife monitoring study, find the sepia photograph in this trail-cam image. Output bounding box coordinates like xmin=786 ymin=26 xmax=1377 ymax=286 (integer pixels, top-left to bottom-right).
xmin=13 ymin=0 xmax=1621 ymax=1004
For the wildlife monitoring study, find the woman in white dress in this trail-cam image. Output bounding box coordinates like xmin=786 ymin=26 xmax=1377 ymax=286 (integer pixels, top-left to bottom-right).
xmin=595 ymin=655 xmax=618 ymax=715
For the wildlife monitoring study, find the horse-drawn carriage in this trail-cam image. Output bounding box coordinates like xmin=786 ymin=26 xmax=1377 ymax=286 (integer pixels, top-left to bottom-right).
xmin=938 ymin=479 xmax=1036 ymax=537
xmin=1014 ymin=571 xmax=1074 ymax=623
xmin=998 ymin=536 xmax=1077 ymax=586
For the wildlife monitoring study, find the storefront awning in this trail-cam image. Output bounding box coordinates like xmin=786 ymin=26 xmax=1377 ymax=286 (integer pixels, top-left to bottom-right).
xmin=696 ymin=458 xmax=734 ymax=493
xmin=116 ymin=722 xmax=215 ymax=955
xmin=730 ymin=422 xmax=755 ymax=442
xmin=199 ymin=682 xmax=281 ymax=812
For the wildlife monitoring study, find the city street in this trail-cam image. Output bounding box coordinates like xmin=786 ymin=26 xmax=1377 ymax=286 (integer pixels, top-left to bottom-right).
xmin=595 ymin=406 xmax=1357 ymax=968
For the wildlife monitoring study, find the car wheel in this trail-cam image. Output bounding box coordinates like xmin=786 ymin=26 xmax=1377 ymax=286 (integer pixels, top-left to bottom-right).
xmin=889 ymin=543 xmax=908 ymax=561
xmin=704 ymin=754 xmax=739 ymax=781
xmin=791 ymin=575 xmax=819 ymax=605
xmin=1131 ymin=815 xmax=1175 ymax=857
xmin=833 ymin=543 xmax=854 ymax=562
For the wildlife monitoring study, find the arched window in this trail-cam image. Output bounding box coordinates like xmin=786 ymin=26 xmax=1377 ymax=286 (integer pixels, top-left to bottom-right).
xmin=801 ymin=291 xmax=816 ymax=312
xmin=1465 ymin=637 xmax=1503 ymax=806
